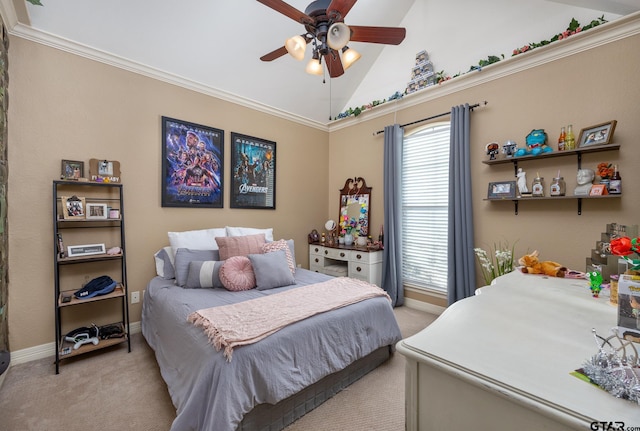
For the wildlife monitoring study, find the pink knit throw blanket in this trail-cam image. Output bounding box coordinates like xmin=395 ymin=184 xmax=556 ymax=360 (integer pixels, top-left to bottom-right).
xmin=187 ymin=277 xmax=391 ymax=361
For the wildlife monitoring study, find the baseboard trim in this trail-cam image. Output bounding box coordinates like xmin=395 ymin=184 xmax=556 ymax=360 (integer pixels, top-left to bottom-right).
xmin=8 ymin=321 xmax=141 ymax=367
xmin=404 ymin=297 xmax=445 ymax=316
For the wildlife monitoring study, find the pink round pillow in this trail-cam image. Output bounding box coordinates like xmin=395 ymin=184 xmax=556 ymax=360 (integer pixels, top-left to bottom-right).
xmin=219 ymin=256 xmax=255 ymax=291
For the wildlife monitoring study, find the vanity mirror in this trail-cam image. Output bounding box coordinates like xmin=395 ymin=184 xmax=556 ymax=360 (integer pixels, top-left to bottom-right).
xmin=339 ymin=177 xmax=371 ymax=240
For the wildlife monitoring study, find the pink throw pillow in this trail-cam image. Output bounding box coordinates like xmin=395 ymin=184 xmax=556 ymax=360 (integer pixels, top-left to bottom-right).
xmin=215 ymin=234 xmax=266 ymax=260
xmin=219 ymin=256 xmax=255 ymax=291
xmin=262 ymin=239 xmax=295 ymax=274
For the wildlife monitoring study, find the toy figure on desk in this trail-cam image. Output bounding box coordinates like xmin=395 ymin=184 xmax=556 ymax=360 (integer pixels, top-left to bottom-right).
xmin=588 ymin=271 xmax=603 ymax=297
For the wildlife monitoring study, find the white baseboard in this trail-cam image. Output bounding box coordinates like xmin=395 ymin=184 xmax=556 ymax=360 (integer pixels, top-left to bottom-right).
xmin=404 ymin=297 xmax=445 ymax=316
xmin=8 ymin=321 xmax=141 ymax=367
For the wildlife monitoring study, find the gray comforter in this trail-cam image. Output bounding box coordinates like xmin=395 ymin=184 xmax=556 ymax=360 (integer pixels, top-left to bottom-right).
xmin=141 ymin=269 xmax=402 ymax=431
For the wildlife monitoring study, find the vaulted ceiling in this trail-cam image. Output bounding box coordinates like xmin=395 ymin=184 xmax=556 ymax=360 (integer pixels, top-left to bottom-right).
xmin=2 ymin=0 xmax=639 ymax=126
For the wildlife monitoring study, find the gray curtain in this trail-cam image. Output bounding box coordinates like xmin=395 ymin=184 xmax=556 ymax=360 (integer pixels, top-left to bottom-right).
xmin=382 ymin=124 xmax=404 ymax=306
xmin=447 ymin=104 xmax=477 ymax=305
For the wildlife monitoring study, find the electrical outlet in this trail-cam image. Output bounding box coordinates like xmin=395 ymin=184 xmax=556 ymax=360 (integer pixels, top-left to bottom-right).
xmin=131 ymin=291 xmax=140 ymax=304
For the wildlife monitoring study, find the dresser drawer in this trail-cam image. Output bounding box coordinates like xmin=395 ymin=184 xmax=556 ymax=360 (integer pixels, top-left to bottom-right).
xmin=309 ymin=245 xmax=324 ymax=256
xmin=323 ymin=247 xmax=349 ymax=261
xmin=349 ymin=250 xmax=382 ymax=264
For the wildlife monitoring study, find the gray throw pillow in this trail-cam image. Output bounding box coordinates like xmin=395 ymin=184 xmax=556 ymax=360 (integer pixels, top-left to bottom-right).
xmin=185 ymin=260 xmax=225 ymax=288
xmin=174 ymin=248 xmax=220 ymax=286
xmin=248 ymin=249 xmax=296 ymax=290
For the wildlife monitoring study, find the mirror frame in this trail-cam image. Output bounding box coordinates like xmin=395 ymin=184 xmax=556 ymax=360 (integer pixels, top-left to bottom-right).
xmin=339 ymin=177 xmax=371 ymax=238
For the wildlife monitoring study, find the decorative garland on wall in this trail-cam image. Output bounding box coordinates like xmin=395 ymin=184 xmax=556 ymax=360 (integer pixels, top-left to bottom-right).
xmin=332 ymin=16 xmax=608 ymax=121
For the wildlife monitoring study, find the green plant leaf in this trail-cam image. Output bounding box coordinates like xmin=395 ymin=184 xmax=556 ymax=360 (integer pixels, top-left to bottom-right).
xmin=26 ymin=0 xmax=43 ymax=5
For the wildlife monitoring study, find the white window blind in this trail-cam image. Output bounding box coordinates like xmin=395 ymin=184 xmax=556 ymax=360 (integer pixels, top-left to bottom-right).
xmin=402 ymin=123 xmax=450 ymax=292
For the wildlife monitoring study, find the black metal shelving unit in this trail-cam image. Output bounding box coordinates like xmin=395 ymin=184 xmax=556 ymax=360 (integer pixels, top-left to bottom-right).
xmin=52 ymin=180 xmax=130 ymax=374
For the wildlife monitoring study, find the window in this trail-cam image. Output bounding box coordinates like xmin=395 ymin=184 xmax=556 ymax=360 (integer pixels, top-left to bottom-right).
xmin=402 ymin=122 xmax=450 ymax=293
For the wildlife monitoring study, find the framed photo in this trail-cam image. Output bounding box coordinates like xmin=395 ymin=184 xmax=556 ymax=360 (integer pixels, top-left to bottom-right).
xmin=230 ymin=132 xmax=276 ymax=209
xmin=67 ymin=243 xmax=106 ymax=258
xmin=578 ymin=120 xmax=617 ymax=148
xmin=60 ymin=195 xmax=86 ymax=220
xmin=89 ymin=159 xmax=121 ymax=183
xmin=61 ymin=160 xmax=84 ymax=180
xmin=86 ymin=203 xmax=108 ymax=220
xmin=487 ymin=181 xmax=517 ymax=199
xmin=161 ymin=116 xmax=224 ymax=208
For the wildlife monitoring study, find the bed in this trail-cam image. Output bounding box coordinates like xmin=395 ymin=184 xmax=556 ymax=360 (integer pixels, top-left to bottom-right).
xmin=142 ymin=231 xmax=402 ymax=431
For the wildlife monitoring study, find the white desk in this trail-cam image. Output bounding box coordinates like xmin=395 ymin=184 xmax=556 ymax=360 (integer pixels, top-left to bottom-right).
xmin=397 ymin=271 xmax=640 ymax=431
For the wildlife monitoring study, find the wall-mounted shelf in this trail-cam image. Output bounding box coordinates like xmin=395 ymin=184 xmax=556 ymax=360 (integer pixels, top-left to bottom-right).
xmin=483 ymin=143 xmax=620 ymax=214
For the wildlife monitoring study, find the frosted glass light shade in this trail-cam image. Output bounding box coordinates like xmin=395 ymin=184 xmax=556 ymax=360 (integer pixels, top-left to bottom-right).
xmin=285 ymin=35 xmax=307 ymax=61
xmin=341 ymin=47 xmax=361 ymax=70
xmin=305 ymin=59 xmax=323 ymax=75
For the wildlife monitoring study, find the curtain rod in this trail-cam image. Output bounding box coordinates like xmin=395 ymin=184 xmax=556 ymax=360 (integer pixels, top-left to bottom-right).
xmin=374 ymin=100 xmax=488 ymax=135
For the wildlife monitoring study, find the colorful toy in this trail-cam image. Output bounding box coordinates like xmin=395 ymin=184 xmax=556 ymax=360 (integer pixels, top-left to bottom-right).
xmin=485 ymin=142 xmax=499 ymax=160
xmin=518 ymin=250 xmax=567 ymax=277
xmin=514 ymin=129 xmax=553 ymax=157
xmin=588 ymin=271 xmax=603 ymax=297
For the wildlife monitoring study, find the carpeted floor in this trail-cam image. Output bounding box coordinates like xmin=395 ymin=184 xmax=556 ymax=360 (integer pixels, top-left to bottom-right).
xmin=0 ymin=306 xmax=437 ymax=431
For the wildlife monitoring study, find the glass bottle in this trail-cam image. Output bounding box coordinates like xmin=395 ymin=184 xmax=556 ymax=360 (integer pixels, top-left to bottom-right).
xmin=550 ymin=176 xmax=566 ymax=196
xmin=557 ymin=127 xmax=566 ymax=151
xmin=531 ymin=175 xmax=545 ymax=197
xmin=565 ymin=124 xmax=575 ymax=150
xmin=321 ymin=232 xmax=326 ymax=244
xmin=609 ymin=165 xmax=622 ymax=194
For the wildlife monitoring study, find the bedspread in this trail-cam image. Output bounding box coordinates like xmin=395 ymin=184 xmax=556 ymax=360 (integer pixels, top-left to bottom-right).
xmin=188 ymin=277 xmax=391 ymax=361
xmin=142 ymin=269 xmax=402 ymax=431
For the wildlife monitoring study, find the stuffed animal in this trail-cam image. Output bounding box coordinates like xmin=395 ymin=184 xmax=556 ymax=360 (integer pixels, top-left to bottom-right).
xmin=518 ymin=250 xmax=567 ymax=277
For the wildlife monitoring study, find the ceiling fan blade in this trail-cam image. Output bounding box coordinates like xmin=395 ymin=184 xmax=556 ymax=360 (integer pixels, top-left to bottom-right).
xmin=260 ymin=46 xmax=289 ymax=62
xmin=349 ymin=25 xmax=406 ymax=45
xmin=256 ymin=0 xmax=314 ymax=25
xmin=324 ymin=51 xmax=344 ymax=78
xmin=326 ymin=0 xmax=357 ymax=20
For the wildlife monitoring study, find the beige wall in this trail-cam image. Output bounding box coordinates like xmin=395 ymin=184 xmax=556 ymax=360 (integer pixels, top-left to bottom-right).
xmin=328 ymin=31 xmax=640 ymax=297
xmin=6 ymin=23 xmax=640 ymax=352
xmin=7 ymin=37 xmax=329 ymax=350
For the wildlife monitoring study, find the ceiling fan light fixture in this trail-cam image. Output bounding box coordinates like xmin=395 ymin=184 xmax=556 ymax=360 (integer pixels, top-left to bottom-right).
xmin=341 ymin=46 xmax=361 ymax=70
xmin=285 ymin=35 xmax=307 ymax=61
xmin=327 ymin=22 xmax=350 ymax=50
xmin=305 ymin=51 xmax=324 ymax=75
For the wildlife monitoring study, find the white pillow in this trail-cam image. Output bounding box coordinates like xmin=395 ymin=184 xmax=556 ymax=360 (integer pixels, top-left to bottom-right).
xmin=225 ymin=226 xmax=274 ymax=242
xmin=154 ymin=246 xmax=175 ymax=279
xmin=168 ymin=228 xmax=227 ymax=257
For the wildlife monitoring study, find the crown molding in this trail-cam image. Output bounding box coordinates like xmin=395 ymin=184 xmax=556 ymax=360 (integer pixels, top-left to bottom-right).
xmin=327 ymin=11 xmax=640 ymax=132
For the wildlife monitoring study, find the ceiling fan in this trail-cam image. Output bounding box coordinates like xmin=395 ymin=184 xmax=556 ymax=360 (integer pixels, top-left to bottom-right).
xmin=257 ymin=0 xmax=406 ymax=78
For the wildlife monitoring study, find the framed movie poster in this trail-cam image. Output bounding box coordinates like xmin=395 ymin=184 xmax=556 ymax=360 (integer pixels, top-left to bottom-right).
xmin=230 ymin=132 xmax=276 ymax=209
xmin=161 ymin=116 xmax=224 ymax=208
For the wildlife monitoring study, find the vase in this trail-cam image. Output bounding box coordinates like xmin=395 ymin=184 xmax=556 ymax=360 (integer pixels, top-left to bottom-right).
xmin=344 ymin=233 xmax=354 ymax=246
xmin=600 ymin=179 xmax=610 ymax=191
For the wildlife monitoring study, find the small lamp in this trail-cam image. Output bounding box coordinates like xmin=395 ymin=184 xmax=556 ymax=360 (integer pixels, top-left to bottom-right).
xmin=285 ymin=35 xmax=306 ymax=61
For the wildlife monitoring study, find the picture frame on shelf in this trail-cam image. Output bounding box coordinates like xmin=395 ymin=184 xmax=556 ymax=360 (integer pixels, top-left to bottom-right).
xmin=86 ymin=203 xmax=108 ymax=220
xmin=61 ymin=160 xmax=84 ymax=180
xmin=487 ymin=181 xmax=517 ymax=199
xmin=67 ymin=243 xmax=106 ymax=258
xmin=89 ymin=159 xmax=121 ymax=183
xmin=60 ymin=195 xmax=86 ymax=220
xmin=578 ymin=120 xmax=617 ymax=148
xmin=590 ymin=184 xmax=608 ymax=196
xmin=161 ymin=116 xmax=224 ymax=208
xmin=230 ymin=132 xmax=276 ymax=210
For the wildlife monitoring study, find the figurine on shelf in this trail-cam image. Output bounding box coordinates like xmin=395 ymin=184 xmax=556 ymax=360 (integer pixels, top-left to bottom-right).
xmin=485 ymin=142 xmax=499 ymax=160
xmin=588 ymin=271 xmax=603 ymax=297
xmin=574 ymin=168 xmax=595 ymax=196
xmin=516 ymin=168 xmax=529 ymax=196
xmin=502 ymin=141 xmax=518 ymax=158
